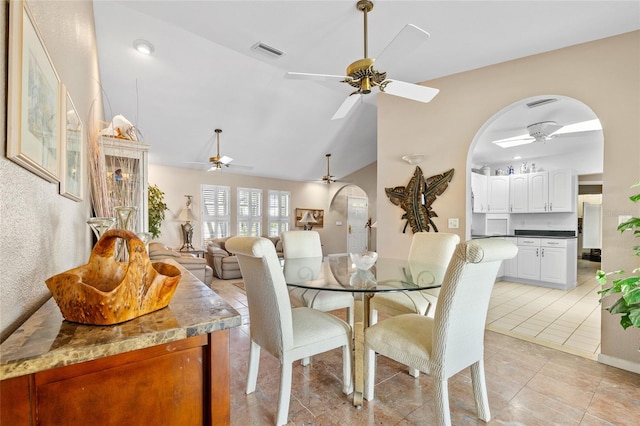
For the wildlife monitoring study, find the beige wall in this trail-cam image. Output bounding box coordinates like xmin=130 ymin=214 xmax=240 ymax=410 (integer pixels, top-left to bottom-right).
xmin=1 ymin=1 xmax=103 ymax=341
xmin=377 ymin=31 xmax=640 ymax=369
xmin=149 ymin=162 xmax=376 ymax=256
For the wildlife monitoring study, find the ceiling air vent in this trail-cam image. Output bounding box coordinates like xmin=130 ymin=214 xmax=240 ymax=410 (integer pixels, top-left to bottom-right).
xmin=526 ymin=98 xmax=558 ymax=109
xmin=251 ymin=42 xmax=285 ymax=59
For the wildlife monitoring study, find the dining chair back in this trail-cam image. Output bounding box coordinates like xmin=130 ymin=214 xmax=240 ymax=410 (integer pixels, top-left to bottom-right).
xmin=364 ymin=238 xmax=518 ymax=425
xmin=282 ymin=230 xmax=354 ymax=328
xmin=370 ymin=232 xmax=460 ymax=324
xmin=227 ymin=236 xmax=353 ymax=426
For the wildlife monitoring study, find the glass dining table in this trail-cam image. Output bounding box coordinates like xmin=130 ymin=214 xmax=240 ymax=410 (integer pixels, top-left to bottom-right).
xmin=284 ymin=253 xmax=446 ymax=407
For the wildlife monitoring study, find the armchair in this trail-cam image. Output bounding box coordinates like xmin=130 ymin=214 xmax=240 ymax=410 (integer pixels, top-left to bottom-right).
xmin=206 ymin=236 xmax=284 ymax=280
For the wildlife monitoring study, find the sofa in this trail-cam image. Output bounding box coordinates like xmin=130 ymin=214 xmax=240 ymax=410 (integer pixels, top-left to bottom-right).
xmin=148 ymin=242 xmax=213 ymax=285
xmin=206 ymin=236 xmax=283 ymax=280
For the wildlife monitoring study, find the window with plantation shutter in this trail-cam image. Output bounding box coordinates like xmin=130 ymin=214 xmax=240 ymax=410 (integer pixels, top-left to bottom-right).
xmin=201 ymin=184 xmax=230 ymax=245
xmin=237 ymin=187 xmax=262 ymax=236
xmin=267 ymin=190 xmax=290 ymax=237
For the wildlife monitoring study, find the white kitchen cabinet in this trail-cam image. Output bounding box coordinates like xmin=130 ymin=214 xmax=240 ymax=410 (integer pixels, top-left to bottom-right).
xmin=503 ymin=237 xmax=518 ymax=277
xmin=527 ymin=169 xmax=576 ymax=213
xmin=514 ymin=237 xmax=577 ymax=289
xmin=548 ymin=169 xmax=576 ymax=212
xmin=516 ymin=238 xmax=541 ymax=280
xmin=528 ymin=172 xmax=549 ymax=212
xmin=487 ymin=176 xmax=509 ymax=213
xmin=509 ymin=174 xmax=528 ymax=213
xmin=471 ymin=172 xmax=488 ymax=212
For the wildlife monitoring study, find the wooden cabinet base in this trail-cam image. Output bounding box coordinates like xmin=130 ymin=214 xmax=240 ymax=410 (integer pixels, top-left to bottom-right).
xmin=1 ymin=330 xmax=230 ymax=426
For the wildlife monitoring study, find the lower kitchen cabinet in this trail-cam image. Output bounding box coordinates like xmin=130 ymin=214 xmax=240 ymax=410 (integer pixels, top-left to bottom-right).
xmin=503 ymin=237 xmax=577 ymax=290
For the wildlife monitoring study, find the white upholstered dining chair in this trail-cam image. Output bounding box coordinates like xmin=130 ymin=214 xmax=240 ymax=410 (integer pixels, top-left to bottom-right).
xmin=282 ymin=230 xmax=354 ymax=328
xmin=364 ymin=238 xmax=518 ymax=426
xmin=369 ymin=232 xmax=460 ymax=325
xmin=369 ymin=232 xmax=459 ymax=377
xmin=226 ymin=236 xmax=353 ymax=426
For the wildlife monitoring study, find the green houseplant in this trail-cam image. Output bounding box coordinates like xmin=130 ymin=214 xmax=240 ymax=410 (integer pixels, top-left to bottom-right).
xmin=148 ymin=184 xmax=168 ymax=239
xmin=597 ymin=181 xmax=640 ymax=348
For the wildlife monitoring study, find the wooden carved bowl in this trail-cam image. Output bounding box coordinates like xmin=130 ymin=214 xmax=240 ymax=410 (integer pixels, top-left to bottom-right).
xmin=46 ymin=229 xmax=182 ymax=325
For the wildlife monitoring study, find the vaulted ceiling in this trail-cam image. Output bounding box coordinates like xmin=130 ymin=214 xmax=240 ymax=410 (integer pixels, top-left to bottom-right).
xmin=93 ymin=1 xmax=639 ymax=182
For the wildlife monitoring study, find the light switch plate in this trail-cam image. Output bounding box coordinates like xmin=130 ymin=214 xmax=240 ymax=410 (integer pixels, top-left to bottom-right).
xmin=619 ymin=215 xmax=632 ymax=227
xmin=448 ymin=218 xmax=459 ymax=229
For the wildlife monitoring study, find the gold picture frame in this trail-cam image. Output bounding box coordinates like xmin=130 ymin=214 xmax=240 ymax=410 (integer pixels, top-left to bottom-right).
xmin=295 ymin=208 xmax=324 ymax=228
xmin=7 ymin=0 xmax=62 ymax=183
xmin=59 ymin=86 xmax=84 ymax=201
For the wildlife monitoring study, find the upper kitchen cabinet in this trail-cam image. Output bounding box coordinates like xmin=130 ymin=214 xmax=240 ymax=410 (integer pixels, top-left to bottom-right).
xmin=487 ymin=175 xmax=510 ymax=213
xmin=528 ymin=172 xmax=549 ymax=212
xmin=548 ymin=169 xmax=577 ymax=212
xmin=471 ymin=172 xmax=488 ymax=213
xmin=528 ymin=169 xmax=576 ymax=213
xmin=509 ymin=174 xmax=528 ymax=213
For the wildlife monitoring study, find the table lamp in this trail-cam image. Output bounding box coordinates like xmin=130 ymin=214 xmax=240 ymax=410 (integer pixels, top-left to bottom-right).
xmin=179 ymin=197 xmax=196 ymax=250
xmin=299 ymin=211 xmax=318 ymax=230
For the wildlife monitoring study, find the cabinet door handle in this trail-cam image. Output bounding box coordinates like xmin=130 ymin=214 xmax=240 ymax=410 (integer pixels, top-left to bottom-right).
xmin=541 ymin=248 xmax=544 ymax=257
xmin=536 ymin=248 xmax=539 ymax=257
xmin=510 ymin=204 xmax=512 ymax=212
xmin=548 ymin=242 xmax=559 ymax=245
xmin=550 ymin=203 xmax=553 ymax=211
xmin=544 ymin=203 xmax=547 ymax=211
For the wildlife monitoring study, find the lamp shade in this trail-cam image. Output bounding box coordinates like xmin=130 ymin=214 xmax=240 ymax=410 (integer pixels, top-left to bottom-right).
xmin=178 ymin=208 xmax=197 ymax=222
xmin=299 ymin=211 xmax=317 ymax=224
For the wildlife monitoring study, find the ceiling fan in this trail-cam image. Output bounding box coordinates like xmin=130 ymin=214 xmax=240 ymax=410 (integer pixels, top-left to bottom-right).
xmin=321 ymin=153 xmax=345 ymax=184
xmin=491 ymin=119 xmax=602 ymax=149
xmin=286 ymin=0 xmax=439 ymax=120
xmin=207 ymin=128 xmax=233 ymax=171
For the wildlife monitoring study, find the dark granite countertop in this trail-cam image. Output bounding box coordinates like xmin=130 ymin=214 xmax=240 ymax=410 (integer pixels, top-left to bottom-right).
xmin=472 ymin=230 xmax=577 ymax=240
xmin=0 ymin=260 xmax=241 ymax=381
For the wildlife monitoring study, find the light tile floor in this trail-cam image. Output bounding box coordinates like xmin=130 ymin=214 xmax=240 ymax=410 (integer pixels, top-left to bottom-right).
xmin=487 ymin=258 xmax=602 ymax=359
xmin=209 ymin=263 xmax=640 ymax=425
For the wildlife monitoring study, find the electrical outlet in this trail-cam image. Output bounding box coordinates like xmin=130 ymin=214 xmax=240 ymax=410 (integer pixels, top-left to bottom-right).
xmin=448 ymin=218 xmax=459 ymax=229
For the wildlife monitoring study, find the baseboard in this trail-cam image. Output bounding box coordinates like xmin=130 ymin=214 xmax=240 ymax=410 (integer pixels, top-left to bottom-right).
xmin=597 ymin=353 xmax=640 ymax=374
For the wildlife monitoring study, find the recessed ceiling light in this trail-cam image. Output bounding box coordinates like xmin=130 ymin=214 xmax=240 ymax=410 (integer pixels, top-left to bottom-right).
xmin=513 ymin=156 xmax=522 ymax=160
xmin=133 ymin=39 xmax=155 ymax=55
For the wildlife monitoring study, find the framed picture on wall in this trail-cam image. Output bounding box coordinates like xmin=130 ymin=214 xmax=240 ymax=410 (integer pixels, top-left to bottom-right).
xmin=59 ymin=86 xmax=84 ymax=201
xmin=295 ymin=208 xmax=324 ymax=229
xmin=7 ymin=0 xmax=62 ymax=183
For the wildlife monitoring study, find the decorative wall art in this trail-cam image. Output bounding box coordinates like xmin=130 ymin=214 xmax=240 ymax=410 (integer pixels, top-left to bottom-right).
xmin=295 ymin=208 xmax=324 ymax=229
xmin=7 ymin=0 xmax=62 ymax=183
xmin=59 ymin=86 xmax=84 ymax=201
xmin=385 ymin=167 xmax=455 ymax=233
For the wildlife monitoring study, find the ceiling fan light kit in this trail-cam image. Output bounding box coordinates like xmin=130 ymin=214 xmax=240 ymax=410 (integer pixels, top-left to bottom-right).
xmin=491 ymin=118 xmax=602 ymax=149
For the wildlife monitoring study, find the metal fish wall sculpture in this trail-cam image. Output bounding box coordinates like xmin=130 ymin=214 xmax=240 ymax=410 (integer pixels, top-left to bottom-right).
xmin=385 ymin=167 xmax=455 ymax=233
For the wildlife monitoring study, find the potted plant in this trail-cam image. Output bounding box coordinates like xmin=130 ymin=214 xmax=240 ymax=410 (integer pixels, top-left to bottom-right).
xmin=597 ymin=181 xmax=640 ymax=349
xmin=148 ymin=184 xmax=168 ymax=239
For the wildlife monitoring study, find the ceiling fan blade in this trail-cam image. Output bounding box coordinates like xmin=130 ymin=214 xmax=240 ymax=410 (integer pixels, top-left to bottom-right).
xmin=219 ymin=155 xmax=233 ymax=164
xmin=375 ymin=24 xmax=431 ymax=75
xmin=331 ymin=93 xmax=363 ymax=120
xmin=285 ymin=72 xmax=349 ymax=82
xmin=383 ymin=80 xmax=439 ymax=103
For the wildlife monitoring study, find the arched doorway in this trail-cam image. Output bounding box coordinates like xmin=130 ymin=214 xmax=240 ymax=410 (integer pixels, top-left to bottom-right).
xmin=466 ymin=94 xmax=604 ymax=358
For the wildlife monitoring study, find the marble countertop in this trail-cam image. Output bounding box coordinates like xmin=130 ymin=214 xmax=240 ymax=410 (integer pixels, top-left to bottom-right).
xmin=0 ymin=261 xmax=241 ymax=381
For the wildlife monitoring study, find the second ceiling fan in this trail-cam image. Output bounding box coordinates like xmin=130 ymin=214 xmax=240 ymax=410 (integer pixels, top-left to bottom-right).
xmin=286 ymin=0 xmax=439 ymax=120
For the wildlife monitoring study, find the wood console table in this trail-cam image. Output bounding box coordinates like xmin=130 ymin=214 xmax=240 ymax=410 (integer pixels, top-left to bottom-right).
xmin=0 ymin=262 xmax=241 ymax=425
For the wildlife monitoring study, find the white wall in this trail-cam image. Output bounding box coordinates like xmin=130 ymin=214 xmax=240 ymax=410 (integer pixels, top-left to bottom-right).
xmin=376 ymin=31 xmax=640 ymax=369
xmin=1 ymin=1 xmax=103 ymax=341
xmin=149 ymin=162 xmax=376 ymax=256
